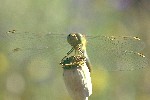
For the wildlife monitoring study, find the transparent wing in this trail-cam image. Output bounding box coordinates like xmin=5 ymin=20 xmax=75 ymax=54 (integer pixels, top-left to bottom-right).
xmin=0 ymin=30 xmax=76 ymax=89
xmin=0 ymin=31 xmax=71 ymax=68
xmin=87 ymin=35 xmax=148 ymax=71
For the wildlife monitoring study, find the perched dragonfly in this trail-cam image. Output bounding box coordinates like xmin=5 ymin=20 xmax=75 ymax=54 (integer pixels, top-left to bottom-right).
xmin=60 ymin=33 xmax=93 ymax=100
xmin=1 ymin=30 xmax=148 ymax=71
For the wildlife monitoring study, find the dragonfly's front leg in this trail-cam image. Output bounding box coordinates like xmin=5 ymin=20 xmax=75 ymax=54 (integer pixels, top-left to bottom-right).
xmin=60 ymin=47 xmax=75 ymax=65
xmin=61 ymin=44 xmax=83 ymax=63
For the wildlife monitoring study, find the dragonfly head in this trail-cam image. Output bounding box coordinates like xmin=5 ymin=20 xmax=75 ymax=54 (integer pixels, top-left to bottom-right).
xmin=67 ymin=33 xmax=86 ymax=48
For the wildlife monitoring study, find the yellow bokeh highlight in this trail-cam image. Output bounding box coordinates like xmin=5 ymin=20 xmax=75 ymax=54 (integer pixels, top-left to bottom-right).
xmin=0 ymin=53 xmax=9 ymax=74
xmin=91 ymin=66 xmax=109 ymax=95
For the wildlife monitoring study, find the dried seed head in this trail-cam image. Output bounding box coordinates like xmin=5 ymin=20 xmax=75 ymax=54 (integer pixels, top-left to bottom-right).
xmin=61 ymin=55 xmax=92 ymax=100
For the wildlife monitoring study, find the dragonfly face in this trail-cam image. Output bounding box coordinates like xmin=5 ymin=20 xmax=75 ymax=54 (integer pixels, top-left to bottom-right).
xmin=67 ymin=33 xmax=86 ymax=49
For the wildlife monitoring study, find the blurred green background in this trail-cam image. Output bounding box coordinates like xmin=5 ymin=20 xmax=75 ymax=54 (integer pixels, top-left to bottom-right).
xmin=0 ymin=0 xmax=150 ymax=100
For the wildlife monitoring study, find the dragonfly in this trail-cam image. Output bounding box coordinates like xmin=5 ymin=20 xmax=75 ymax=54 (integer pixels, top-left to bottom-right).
xmin=0 ymin=30 xmax=148 ymax=71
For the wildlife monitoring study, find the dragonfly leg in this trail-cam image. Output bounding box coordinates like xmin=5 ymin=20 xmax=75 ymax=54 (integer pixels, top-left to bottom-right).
xmin=60 ymin=47 xmax=75 ymax=64
xmin=67 ymin=47 xmax=74 ymax=55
